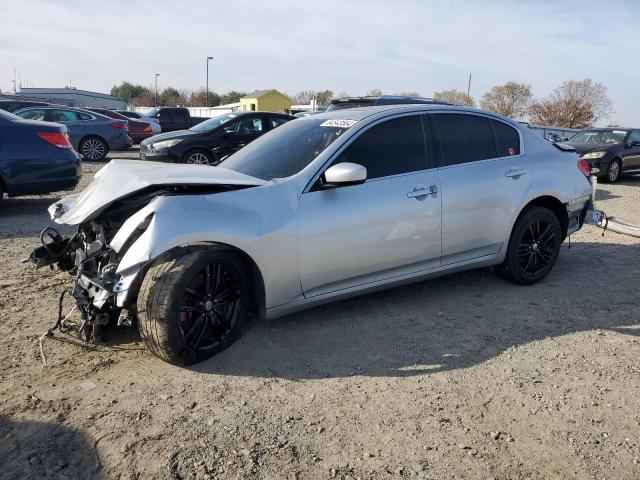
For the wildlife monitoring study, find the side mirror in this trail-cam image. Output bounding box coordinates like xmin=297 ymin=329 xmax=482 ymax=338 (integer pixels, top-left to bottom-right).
xmin=322 ymin=162 xmax=367 ymax=188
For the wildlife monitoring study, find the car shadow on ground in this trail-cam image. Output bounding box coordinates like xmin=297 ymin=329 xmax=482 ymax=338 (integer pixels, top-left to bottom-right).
xmin=0 ymin=197 xmax=70 ymax=240
xmin=185 ymin=240 xmax=640 ymax=380
xmin=0 ymin=416 xmax=104 ymax=479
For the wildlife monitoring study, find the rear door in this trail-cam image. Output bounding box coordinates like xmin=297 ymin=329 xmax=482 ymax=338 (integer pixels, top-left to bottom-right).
xmin=431 ymin=113 xmax=530 ymax=265
xmin=297 ymin=114 xmax=441 ymax=297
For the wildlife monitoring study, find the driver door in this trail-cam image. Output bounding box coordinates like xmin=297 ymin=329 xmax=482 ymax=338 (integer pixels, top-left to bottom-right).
xmin=217 ymin=115 xmax=265 ymax=159
xmin=623 ymin=130 xmax=640 ymax=169
xmin=296 ymin=114 xmax=442 ymax=298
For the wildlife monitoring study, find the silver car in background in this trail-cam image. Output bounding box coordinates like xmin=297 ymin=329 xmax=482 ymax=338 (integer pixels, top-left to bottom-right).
xmin=28 ymin=105 xmax=594 ymax=365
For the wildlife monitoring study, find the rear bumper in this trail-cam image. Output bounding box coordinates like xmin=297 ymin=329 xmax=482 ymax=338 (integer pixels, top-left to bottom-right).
xmin=110 ymin=136 xmax=133 ymax=151
xmin=129 ymin=133 xmax=154 ymax=144
xmin=566 ymin=195 xmax=591 ymax=236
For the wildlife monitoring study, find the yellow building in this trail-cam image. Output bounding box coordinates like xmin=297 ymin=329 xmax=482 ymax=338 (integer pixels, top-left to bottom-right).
xmin=239 ymin=89 xmax=292 ymax=113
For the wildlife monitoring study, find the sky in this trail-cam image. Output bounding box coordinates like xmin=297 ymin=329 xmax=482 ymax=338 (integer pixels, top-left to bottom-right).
xmin=1 ymin=0 xmax=639 ymax=125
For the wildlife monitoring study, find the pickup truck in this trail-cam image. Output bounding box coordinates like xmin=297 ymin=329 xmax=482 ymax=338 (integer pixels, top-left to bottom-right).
xmin=147 ymin=107 xmax=208 ymax=132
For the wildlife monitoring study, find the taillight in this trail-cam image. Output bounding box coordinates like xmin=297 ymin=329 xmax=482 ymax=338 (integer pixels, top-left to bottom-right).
xmin=577 ymin=159 xmax=591 ymax=177
xmin=143 ymin=125 xmax=152 ymax=133
xmin=37 ymin=132 xmax=72 ymax=149
xmin=111 ymin=122 xmax=128 ymax=131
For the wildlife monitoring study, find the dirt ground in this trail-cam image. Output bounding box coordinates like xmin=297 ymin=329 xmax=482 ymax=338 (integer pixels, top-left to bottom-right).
xmin=1 ymin=152 xmax=640 ymax=480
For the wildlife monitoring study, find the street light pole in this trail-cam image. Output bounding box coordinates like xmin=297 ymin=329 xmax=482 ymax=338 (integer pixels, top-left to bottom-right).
xmin=206 ymin=56 xmax=213 ymax=107
xmin=155 ymin=73 xmax=160 ymax=106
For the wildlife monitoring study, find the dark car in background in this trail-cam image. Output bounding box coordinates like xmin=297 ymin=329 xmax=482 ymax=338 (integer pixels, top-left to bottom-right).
xmin=114 ymin=110 xmax=161 ymax=133
xmin=326 ymin=95 xmax=450 ymax=111
xmin=14 ymin=106 xmax=132 ymax=161
xmin=88 ymin=108 xmax=154 ymax=144
xmin=0 ymin=100 xmax=52 ymax=113
xmin=567 ymin=128 xmax=640 ymax=182
xmin=140 ymin=111 xmax=294 ymax=165
xmin=0 ymin=109 xmax=80 ymax=200
xmin=147 ymin=107 xmax=208 ymax=132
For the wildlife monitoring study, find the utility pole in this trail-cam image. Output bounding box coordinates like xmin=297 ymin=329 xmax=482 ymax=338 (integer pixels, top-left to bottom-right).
xmin=155 ymin=73 xmax=160 ymax=106
xmin=467 ymin=73 xmax=472 ymax=97
xmin=206 ymin=56 xmax=213 ymax=107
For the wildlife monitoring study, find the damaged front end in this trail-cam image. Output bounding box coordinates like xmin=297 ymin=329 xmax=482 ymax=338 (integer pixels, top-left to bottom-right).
xmin=25 ymin=159 xmax=265 ymax=342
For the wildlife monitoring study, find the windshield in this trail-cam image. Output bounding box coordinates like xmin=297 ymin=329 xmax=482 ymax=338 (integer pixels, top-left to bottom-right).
xmin=220 ymin=118 xmax=353 ymax=180
xmin=189 ymin=113 xmax=238 ymax=132
xmin=569 ymin=130 xmax=627 ymax=144
xmin=147 ymin=108 xmax=159 ymax=118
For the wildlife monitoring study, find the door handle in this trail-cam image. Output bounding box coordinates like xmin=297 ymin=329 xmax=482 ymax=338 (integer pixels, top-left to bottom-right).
xmin=505 ymin=168 xmax=527 ymax=178
xmin=407 ymin=185 xmax=438 ymax=198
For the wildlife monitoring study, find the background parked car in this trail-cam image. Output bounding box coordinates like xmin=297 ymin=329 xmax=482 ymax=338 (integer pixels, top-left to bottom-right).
xmin=88 ymin=108 xmax=154 ymax=144
xmin=0 ymin=100 xmax=52 ymax=113
xmin=146 ymin=107 xmax=208 ymax=132
xmin=0 ymin=109 xmax=80 ymax=200
xmin=114 ymin=110 xmax=161 ymax=133
xmin=140 ymin=111 xmax=294 ymax=165
xmin=14 ymin=106 xmax=132 ymax=161
xmin=566 ymin=128 xmax=640 ymax=182
xmin=326 ymin=94 xmax=450 ymax=111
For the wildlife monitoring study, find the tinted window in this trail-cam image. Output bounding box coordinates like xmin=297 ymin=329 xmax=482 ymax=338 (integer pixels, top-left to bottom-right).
xmin=270 ymin=116 xmax=290 ymax=128
xmin=77 ymin=112 xmax=93 ymax=121
xmin=334 ymin=116 xmax=426 ymax=179
xmin=176 ymin=109 xmax=189 ymax=121
xmin=17 ymin=109 xmax=47 ymax=121
xmin=492 ymin=120 xmax=520 ymax=156
xmin=627 ymin=130 xmax=640 ymax=145
xmin=435 ymin=114 xmax=497 ymax=166
xmin=50 ymin=110 xmax=78 ymax=122
xmin=226 ymin=116 xmax=263 ymax=134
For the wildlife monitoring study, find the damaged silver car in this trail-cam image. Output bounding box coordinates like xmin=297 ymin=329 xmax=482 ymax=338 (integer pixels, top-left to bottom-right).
xmin=28 ymin=105 xmax=598 ymax=365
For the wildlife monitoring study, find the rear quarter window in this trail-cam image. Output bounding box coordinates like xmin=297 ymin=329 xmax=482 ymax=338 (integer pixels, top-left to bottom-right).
xmin=491 ymin=120 xmax=520 ymax=156
xmin=434 ymin=114 xmax=497 ymax=166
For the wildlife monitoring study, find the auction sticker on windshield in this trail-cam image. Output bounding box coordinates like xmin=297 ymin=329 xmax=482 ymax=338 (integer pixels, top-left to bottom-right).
xmin=320 ymin=119 xmax=358 ymax=128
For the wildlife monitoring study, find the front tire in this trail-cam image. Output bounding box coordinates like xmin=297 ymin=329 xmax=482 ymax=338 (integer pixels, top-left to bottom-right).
xmin=182 ymin=149 xmax=215 ymax=166
xmin=79 ymin=136 xmax=108 ymax=161
xmin=137 ymin=248 xmax=251 ymax=365
xmin=603 ymin=159 xmax=621 ymax=183
xmin=500 ymin=206 xmax=562 ymax=285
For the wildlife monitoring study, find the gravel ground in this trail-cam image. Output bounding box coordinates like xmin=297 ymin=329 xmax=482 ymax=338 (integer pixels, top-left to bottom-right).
xmin=1 ymin=153 xmax=640 ymax=480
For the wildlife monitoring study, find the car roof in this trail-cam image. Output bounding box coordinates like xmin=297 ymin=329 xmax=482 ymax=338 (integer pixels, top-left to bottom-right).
xmin=306 ymin=104 xmax=517 ymax=124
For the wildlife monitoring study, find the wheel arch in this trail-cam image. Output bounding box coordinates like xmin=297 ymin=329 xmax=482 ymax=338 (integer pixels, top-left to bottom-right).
xmin=79 ymin=134 xmax=109 ymax=151
xmin=516 ymin=195 xmax=568 ymax=241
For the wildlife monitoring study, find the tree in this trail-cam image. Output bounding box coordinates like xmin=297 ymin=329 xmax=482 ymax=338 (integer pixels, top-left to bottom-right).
xmin=110 ymin=82 xmax=152 ymax=103
xmin=159 ymin=87 xmax=186 ymax=106
xmin=315 ymin=89 xmax=333 ymax=105
xmin=433 ymin=89 xmax=475 ymax=107
xmin=480 ymin=82 xmax=531 ymax=119
xmin=290 ymin=90 xmax=316 ymax=104
xmin=190 ymin=88 xmax=221 ymax=107
xmin=527 ymin=79 xmax=613 ymax=128
xmin=219 ymin=91 xmax=246 ymax=105
xmin=366 ymin=88 xmax=383 ymax=97
xmin=398 ymin=91 xmax=421 ymax=97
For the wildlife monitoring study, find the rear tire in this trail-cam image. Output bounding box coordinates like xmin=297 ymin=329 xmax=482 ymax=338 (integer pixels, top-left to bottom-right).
xmin=79 ymin=136 xmax=108 ymax=161
xmin=500 ymin=206 xmax=562 ymax=285
xmin=137 ymin=248 xmax=251 ymax=365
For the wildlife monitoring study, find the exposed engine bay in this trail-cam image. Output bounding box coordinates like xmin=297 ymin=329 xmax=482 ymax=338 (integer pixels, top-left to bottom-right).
xmin=27 ymin=183 xmax=249 ymax=342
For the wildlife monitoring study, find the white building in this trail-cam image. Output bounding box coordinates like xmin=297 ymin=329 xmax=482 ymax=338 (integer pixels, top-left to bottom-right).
xmin=16 ymin=87 xmax=127 ymax=109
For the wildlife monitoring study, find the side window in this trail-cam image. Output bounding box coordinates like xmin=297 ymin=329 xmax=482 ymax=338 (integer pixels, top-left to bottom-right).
xmin=228 ymin=116 xmax=263 ymax=134
xmin=77 ymin=112 xmax=93 ymax=121
xmin=491 ymin=120 xmax=520 ymax=156
xmin=333 ymin=115 xmax=426 ymax=179
xmin=627 ymin=130 xmax=640 ymax=145
xmin=50 ymin=110 xmax=78 ymax=122
xmin=18 ymin=109 xmax=46 ymax=121
xmin=435 ymin=114 xmax=497 ymax=166
xmin=176 ymin=109 xmax=189 ymax=121
xmin=270 ymin=116 xmax=289 ymax=128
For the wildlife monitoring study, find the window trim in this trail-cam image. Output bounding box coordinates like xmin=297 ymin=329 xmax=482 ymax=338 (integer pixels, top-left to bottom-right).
xmin=303 ymin=112 xmax=433 ymax=194
xmin=429 ymin=111 xmax=525 ymax=170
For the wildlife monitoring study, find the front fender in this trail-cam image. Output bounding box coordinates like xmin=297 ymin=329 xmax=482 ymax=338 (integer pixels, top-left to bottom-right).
xmin=114 ymin=190 xmax=302 ymax=309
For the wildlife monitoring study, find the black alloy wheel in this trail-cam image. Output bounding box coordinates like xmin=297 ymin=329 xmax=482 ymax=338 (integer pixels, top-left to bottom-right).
xmin=500 ymin=206 xmax=562 ymax=285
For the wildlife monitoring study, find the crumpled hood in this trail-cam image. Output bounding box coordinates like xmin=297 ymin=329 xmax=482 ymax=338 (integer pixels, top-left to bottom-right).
xmin=49 ymin=159 xmax=265 ymax=225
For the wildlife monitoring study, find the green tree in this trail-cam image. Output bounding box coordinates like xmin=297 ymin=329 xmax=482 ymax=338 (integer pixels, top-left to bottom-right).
xmin=220 ymin=91 xmax=246 ymax=105
xmin=159 ymin=87 xmax=186 ymax=106
xmin=110 ymin=82 xmax=150 ymax=102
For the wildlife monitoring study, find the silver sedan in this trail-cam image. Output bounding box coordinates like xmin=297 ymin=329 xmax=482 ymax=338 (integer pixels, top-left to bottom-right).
xmin=30 ymin=105 xmax=595 ymax=365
